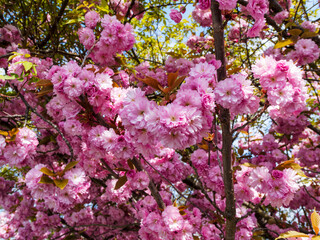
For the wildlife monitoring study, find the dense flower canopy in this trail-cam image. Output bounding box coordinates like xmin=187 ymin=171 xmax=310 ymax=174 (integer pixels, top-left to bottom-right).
xmin=0 ymin=0 xmax=320 ymax=239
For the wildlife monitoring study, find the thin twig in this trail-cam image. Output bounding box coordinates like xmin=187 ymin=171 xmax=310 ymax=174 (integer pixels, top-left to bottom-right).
xmin=214 ymin=114 xmax=224 ymax=180
xmin=232 ymin=102 xmax=269 ymax=134
xmin=38 ymin=0 xmax=70 ymax=48
xmin=15 ymin=86 xmax=74 ymax=160
xmin=303 ymin=185 xmax=320 ymax=204
xmin=100 ymin=159 xmax=119 ymax=178
xmin=188 ymin=159 xmax=225 ymax=216
xmin=131 ymin=156 xmax=165 ymax=209
xmin=141 ymin=154 xmax=219 ymax=218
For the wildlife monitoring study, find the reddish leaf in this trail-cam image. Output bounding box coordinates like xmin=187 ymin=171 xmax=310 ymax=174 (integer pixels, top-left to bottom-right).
xmin=114 ymin=175 xmax=127 ymax=190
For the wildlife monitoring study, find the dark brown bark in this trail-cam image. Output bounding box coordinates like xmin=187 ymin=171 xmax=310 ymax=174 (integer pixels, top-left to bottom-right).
xmin=211 ymin=1 xmax=236 ymax=239
xmin=38 ymin=0 xmax=69 ymax=48
xmin=131 ymin=157 xmax=165 ymax=209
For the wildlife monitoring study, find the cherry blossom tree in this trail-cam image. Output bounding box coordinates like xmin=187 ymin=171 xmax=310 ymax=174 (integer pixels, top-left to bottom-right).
xmin=0 ymin=0 xmax=320 ymax=239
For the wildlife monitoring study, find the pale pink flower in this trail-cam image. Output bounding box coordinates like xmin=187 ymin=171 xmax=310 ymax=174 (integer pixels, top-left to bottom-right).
xmin=162 ymin=206 xmax=184 ymax=232
xmin=63 ymin=77 xmax=84 ymax=98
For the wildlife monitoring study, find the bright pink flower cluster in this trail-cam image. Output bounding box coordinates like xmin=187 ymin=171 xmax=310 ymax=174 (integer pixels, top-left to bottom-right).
xmin=287 ymin=39 xmax=320 ymax=66
xmin=253 ymin=56 xmax=307 ymax=117
xmin=0 ymin=127 xmax=38 ymax=168
xmin=109 ymin=0 xmax=144 ymax=20
xmin=78 ymin=12 xmax=135 ymax=66
xmin=216 ymin=0 xmax=237 ymax=10
xmin=192 ymin=6 xmax=212 ymax=27
xmin=228 ymin=19 xmax=249 ymax=41
xmin=25 ymin=164 xmax=90 ymax=211
xmin=169 ymin=9 xmax=183 ymax=23
xmin=249 ymin=167 xmax=300 ymax=207
xmin=213 ymin=73 xmax=259 ymax=117
xmin=0 ymin=25 xmax=21 ymax=68
xmin=186 ymin=35 xmax=214 ymax=52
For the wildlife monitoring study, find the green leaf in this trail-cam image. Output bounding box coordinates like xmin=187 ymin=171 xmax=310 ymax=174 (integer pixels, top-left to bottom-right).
xmin=64 ymin=161 xmax=78 ymax=172
xmin=40 ymin=167 xmax=56 ymax=177
xmin=32 ymin=66 xmax=37 ymax=75
xmin=114 ymin=175 xmax=127 ymax=190
xmin=54 ymin=179 xmax=69 ymax=190
xmin=22 ymin=61 xmax=34 ymax=72
xmin=7 ymin=52 xmax=20 ymax=61
xmin=64 ymin=18 xmax=83 ymax=25
xmin=0 ymin=75 xmax=16 ymax=80
xmin=275 ymin=231 xmax=309 ymax=239
xmin=39 ymin=175 xmax=54 ymax=184
xmin=101 ymin=0 xmax=108 ymax=8
xmin=274 ymin=38 xmax=295 ymax=49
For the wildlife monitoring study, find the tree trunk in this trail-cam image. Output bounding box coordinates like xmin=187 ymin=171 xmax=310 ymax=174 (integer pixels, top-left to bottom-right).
xmin=211 ymin=1 xmax=236 ymax=239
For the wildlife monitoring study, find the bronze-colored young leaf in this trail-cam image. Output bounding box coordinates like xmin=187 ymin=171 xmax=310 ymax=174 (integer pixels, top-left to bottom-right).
xmin=114 ymin=175 xmax=127 ymax=190
xmin=178 ymin=205 xmax=188 ymax=211
xmin=64 ymin=161 xmax=79 ymax=172
xmin=114 ymin=167 xmax=128 ymax=172
xmin=167 ymin=71 xmax=179 ymax=88
xmin=136 ymin=75 xmax=162 ymax=92
xmin=312 ymin=209 xmax=320 ymax=235
xmin=227 ymin=67 xmax=242 ymax=75
xmin=172 ymin=76 xmax=186 ymax=91
xmin=275 ymin=231 xmax=309 ymax=239
xmin=127 ymin=159 xmax=135 ymax=170
xmin=238 ymin=148 xmax=244 ymax=156
xmin=274 ymin=38 xmax=295 ymax=49
xmin=35 ymin=79 xmax=53 ymax=87
xmin=40 ymin=167 xmax=56 ymax=177
xmin=301 ymin=31 xmax=318 ymax=38
xmin=242 ymin=162 xmax=258 ymax=168
xmin=288 ymin=29 xmax=302 ymax=36
xmin=39 ymin=174 xmax=54 ymax=184
xmin=54 ymin=179 xmax=69 ymax=190
xmin=179 ymin=210 xmax=187 ymax=216
xmin=0 ymin=130 xmax=8 ymax=137
xmin=275 ymin=160 xmax=301 ymax=171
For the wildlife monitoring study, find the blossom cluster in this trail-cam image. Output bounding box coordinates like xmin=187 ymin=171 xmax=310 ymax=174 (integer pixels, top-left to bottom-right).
xmin=253 ymin=56 xmax=307 ymax=117
xmin=78 ymin=11 xmax=135 ymax=66
xmin=192 ymin=6 xmax=212 ymax=27
xmin=0 ymin=4 xmax=319 ymax=240
xmin=213 ymin=73 xmax=260 ymax=117
xmin=0 ymin=127 xmax=38 ymax=168
xmin=25 ymin=164 xmax=90 ymax=211
xmin=287 ymin=39 xmax=320 ymax=66
xmin=0 ymin=25 xmax=21 ymax=68
xmin=109 ymin=0 xmax=144 ymax=20
xmin=186 ymin=35 xmax=214 ymax=52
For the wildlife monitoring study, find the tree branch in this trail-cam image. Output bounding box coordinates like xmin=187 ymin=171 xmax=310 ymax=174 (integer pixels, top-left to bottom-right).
xmin=38 ymin=0 xmax=69 ymax=48
xmin=15 ymin=86 xmax=74 ymax=160
xmin=211 ymin=0 xmax=236 ymax=239
xmin=131 ymin=156 xmax=165 ymax=209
